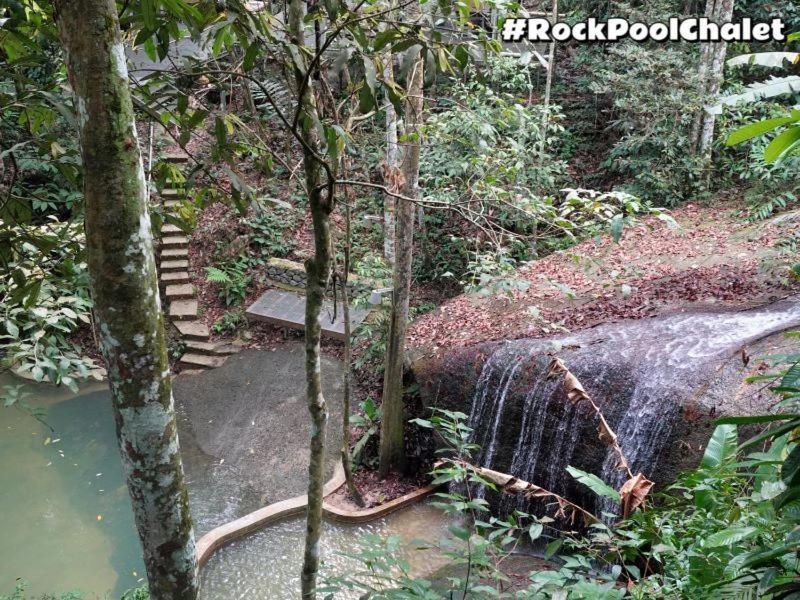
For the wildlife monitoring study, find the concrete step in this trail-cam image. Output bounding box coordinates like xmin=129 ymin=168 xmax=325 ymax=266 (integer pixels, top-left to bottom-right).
xmin=160 ymin=271 xmax=190 ymax=285
xmin=174 ymin=320 xmax=210 ymax=341
xmin=162 ymin=236 xmax=189 ymax=249
xmin=169 ymin=299 xmax=198 ymax=321
xmin=160 ymin=259 xmax=189 ymax=272
xmin=163 ymin=153 xmax=189 ymax=164
xmin=185 ymin=340 xmax=241 ymax=356
xmin=178 ymin=353 xmax=226 ymax=370
xmin=184 ymin=340 xmax=217 ymax=355
xmin=161 ymin=247 xmax=188 ymax=259
xmin=165 ymin=283 xmax=195 ymax=299
xmin=162 ymin=224 xmax=184 ymax=235
xmin=162 ymin=188 xmax=182 ymax=198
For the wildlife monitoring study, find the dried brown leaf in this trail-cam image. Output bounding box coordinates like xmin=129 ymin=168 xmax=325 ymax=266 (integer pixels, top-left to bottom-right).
xmin=619 ymin=472 xmax=654 ymax=518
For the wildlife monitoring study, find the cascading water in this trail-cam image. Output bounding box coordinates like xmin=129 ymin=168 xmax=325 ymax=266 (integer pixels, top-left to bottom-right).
xmin=464 ymin=298 xmax=800 ymax=519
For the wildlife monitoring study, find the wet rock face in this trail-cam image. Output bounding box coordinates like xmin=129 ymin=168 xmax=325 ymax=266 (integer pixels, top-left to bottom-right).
xmin=415 ymin=299 xmax=800 ymax=518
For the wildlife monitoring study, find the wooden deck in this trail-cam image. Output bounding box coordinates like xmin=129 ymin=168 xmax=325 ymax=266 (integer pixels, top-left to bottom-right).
xmin=245 ymin=289 xmax=370 ymax=341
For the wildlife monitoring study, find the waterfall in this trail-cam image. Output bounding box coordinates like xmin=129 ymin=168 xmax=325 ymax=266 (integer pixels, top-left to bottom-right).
xmin=463 ymin=299 xmax=800 ymax=519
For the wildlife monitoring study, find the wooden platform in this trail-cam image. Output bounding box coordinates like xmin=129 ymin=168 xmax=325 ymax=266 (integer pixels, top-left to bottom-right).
xmin=245 ymin=289 xmax=370 ymax=341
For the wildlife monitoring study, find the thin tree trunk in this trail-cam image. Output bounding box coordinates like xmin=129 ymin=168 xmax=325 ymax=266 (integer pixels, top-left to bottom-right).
xmin=690 ymin=0 xmax=716 ymax=152
xmin=287 ymin=0 xmax=331 ymax=597
xmin=383 ymin=56 xmax=399 ymax=267
xmin=698 ymin=0 xmax=734 ymax=173
xmin=540 ymin=0 xmax=558 ymax=162
xmin=692 ymin=0 xmax=734 ymax=168
xmin=52 ymin=1 xmax=198 ymax=598
xmin=339 ymin=172 xmax=365 ymax=507
xmin=379 ymin=7 xmax=425 ymax=477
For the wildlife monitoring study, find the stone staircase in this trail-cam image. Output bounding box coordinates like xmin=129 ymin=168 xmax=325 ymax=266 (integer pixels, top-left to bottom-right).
xmin=155 ymin=153 xmax=239 ymax=373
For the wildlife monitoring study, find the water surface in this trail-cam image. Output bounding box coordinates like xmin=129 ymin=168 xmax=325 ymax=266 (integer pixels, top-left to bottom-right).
xmin=0 ymin=376 xmax=144 ymax=598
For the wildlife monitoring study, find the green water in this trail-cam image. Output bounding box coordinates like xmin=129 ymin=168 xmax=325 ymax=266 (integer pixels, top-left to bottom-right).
xmin=0 ymin=374 xmax=452 ymax=599
xmin=0 ymin=376 xmax=145 ymax=598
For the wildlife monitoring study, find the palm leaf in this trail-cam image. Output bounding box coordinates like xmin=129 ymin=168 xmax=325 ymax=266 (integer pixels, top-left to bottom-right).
xmin=727 ymin=52 xmax=800 ymax=69
xmin=707 ymin=76 xmax=800 ymax=115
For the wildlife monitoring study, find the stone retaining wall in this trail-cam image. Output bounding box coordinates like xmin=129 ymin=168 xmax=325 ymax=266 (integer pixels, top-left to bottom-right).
xmin=264 ymin=257 xmax=376 ymax=296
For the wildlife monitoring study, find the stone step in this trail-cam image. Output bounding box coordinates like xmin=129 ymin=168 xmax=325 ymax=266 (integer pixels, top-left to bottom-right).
xmin=163 ymin=153 xmax=189 ymax=164
xmin=161 ymin=247 xmax=189 ymax=259
xmin=160 ymin=259 xmax=189 ymax=272
xmin=162 ymin=236 xmax=189 ymax=249
xmin=162 ymin=188 xmax=182 ymax=198
xmin=178 ymin=353 xmax=226 ymax=370
xmin=169 ymin=299 xmax=198 ymax=321
xmin=165 ymin=283 xmax=195 ymax=299
xmin=178 ymin=369 xmax=206 ymax=377
xmin=185 ymin=340 xmax=241 ymax=356
xmin=160 ymin=271 xmax=190 ymax=285
xmin=174 ymin=320 xmax=210 ymax=341
xmin=164 ymin=199 xmax=182 ymax=208
xmin=162 ymin=224 xmax=184 ymax=235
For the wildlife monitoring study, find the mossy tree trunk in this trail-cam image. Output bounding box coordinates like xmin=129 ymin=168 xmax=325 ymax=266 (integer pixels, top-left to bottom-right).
xmin=379 ymin=6 xmax=425 ymax=477
xmin=52 ymin=1 xmax=198 ymax=598
xmin=286 ymin=0 xmax=332 ymax=597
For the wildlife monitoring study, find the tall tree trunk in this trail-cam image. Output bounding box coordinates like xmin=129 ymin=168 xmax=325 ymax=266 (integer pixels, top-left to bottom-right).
xmin=339 ymin=172 xmax=365 ymax=507
xmin=383 ymin=56 xmax=399 ymax=267
xmin=690 ymin=0 xmax=716 ymax=152
xmin=692 ymin=0 xmax=734 ymax=170
xmin=379 ymin=9 xmax=425 ymax=477
xmin=52 ymin=2 xmax=198 ymax=598
xmin=697 ymin=0 xmax=734 ymax=171
xmin=540 ymin=0 xmax=558 ymax=161
xmin=287 ymin=0 xmax=332 ymax=598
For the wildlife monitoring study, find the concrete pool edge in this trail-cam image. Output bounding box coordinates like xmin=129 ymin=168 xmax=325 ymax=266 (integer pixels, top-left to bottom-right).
xmin=323 ymin=484 xmax=440 ymax=523
xmin=195 ymin=464 xmax=440 ymax=567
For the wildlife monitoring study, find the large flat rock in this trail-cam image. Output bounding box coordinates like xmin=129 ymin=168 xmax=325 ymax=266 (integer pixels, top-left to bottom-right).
xmin=173 ymin=345 xmax=346 ymax=535
xmin=246 ymin=288 xmax=370 ymax=340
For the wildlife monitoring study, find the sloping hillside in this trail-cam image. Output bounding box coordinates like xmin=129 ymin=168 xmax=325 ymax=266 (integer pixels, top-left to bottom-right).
xmin=409 ymin=201 xmax=799 ymax=359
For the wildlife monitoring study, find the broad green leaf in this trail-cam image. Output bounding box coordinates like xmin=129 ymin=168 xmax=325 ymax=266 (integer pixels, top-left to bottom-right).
xmin=764 ymin=126 xmax=800 ymax=163
xmin=705 ymin=527 xmax=758 ymax=548
xmin=716 ymin=414 xmax=796 ymax=425
xmin=701 ymin=424 xmax=737 ymax=469
xmin=566 ymin=466 xmax=620 ymax=502
xmin=726 ymin=114 xmax=798 ymax=146
xmin=5 ymin=320 xmax=19 ymax=338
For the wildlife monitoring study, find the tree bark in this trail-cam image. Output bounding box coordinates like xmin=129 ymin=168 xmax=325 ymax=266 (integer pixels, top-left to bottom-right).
xmin=339 ymin=173 xmax=365 ymax=507
xmin=52 ymin=2 xmax=198 ymax=598
xmin=540 ymin=0 xmax=558 ymax=161
xmin=690 ymin=0 xmax=716 ymax=151
xmin=692 ymin=0 xmax=734 ymax=169
xmin=379 ymin=7 xmax=424 ymax=477
xmin=383 ymin=56 xmax=399 ymax=267
xmin=697 ymin=0 xmax=734 ymax=169
xmin=287 ymin=0 xmax=332 ymax=597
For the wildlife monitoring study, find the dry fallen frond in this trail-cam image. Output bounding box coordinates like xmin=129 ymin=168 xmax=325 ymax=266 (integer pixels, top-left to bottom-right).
xmin=457 ymin=460 xmax=600 ymax=525
xmin=619 ymin=473 xmax=655 ymax=518
xmin=546 ymin=356 xmax=634 ymax=480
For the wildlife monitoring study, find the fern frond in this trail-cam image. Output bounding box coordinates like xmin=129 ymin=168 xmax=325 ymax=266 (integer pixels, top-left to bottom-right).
xmin=205 ymin=266 xmax=231 ymax=284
